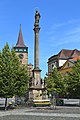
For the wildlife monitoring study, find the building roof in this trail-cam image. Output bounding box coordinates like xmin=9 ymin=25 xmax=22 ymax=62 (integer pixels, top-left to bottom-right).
xmin=70 ymin=56 xmax=80 ymax=61
xmin=58 ymin=49 xmax=72 ymax=58
xmin=48 ymin=49 xmax=80 ymax=61
xmin=15 ymin=24 xmax=26 ymax=48
xmin=70 ymin=49 xmax=80 ymax=58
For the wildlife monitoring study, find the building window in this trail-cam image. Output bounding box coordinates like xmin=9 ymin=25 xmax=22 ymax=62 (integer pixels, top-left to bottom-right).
xmin=15 ymin=49 xmax=18 ymax=51
xmin=24 ymin=49 xmax=26 ymax=51
xmin=52 ymin=63 xmax=56 ymax=69
xmin=19 ymin=49 xmax=23 ymax=52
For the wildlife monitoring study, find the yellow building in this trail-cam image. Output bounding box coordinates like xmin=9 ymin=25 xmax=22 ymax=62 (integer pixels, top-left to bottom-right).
xmin=59 ymin=56 xmax=80 ymax=75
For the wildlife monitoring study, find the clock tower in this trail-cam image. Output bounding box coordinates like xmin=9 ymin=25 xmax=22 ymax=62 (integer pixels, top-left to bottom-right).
xmin=14 ymin=24 xmax=28 ymax=65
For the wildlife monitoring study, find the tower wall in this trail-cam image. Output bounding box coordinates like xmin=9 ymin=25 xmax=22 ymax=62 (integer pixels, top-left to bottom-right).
xmin=16 ymin=52 xmax=28 ymax=65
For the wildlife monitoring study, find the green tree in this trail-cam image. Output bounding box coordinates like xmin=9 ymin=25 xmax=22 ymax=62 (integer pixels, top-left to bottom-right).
xmin=11 ymin=48 xmax=29 ymax=103
xmin=0 ymin=43 xmax=29 ymax=110
xmin=15 ymin=65 xmax=29 ymax=97
xmin=65 ymin=60 xmax=80 ymax=98
xmin=0 ymin=43 xmax=15 ymax=110
xmin=45 ymin=67 xmax=65 ymax=97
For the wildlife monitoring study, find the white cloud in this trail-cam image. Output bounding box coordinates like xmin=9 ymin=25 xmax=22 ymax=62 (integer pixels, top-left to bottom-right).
xmin=46 ymin=19 xmax=80 ymax=35
xmin=47 ymin=19 xmax=80 ymax=48
xmin=66 ymin=27 xmax=80 ymax=36
xmin=52 ymin=19 xmax=80 ymax=30
xmin=50 ymin=33 xmax=80 ymax=47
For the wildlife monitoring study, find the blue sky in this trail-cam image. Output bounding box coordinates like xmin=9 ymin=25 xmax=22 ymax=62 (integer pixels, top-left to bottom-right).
xmin=0 ymin=0 xmax=80 ymax=78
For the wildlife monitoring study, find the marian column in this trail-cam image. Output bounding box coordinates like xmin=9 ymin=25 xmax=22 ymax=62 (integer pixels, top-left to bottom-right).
xmin=33 ymin=10 xmax=40 ymax=69
xmin=33 ymin=10 xmax=41 ymax=87
xmin=29 ymin=11 xmax=45 ymax=100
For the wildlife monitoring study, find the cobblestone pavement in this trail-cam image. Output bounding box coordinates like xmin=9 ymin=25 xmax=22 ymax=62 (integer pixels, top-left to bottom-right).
xmin=0 ymin=106 xmax=80 ymax=120
xmin=0 ymin=115 xmax=80 ymax=120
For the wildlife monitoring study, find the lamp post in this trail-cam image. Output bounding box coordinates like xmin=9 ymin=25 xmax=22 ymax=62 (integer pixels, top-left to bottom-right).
xmin=49 ymin=91 xmax=56 ymax=109
xmin=52 ymin=91 xmax=56 ymax=109
xmin=66 ymin=92 xmax=69 ymax=99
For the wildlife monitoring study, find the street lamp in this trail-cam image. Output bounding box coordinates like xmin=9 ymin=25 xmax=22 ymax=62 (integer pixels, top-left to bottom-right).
xmin=49 ymin=91 xmax=56 ymax=109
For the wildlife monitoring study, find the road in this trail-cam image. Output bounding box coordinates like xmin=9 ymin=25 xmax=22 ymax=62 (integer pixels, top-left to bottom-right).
xmin=0 ymin=106 xmax=80 ymax=120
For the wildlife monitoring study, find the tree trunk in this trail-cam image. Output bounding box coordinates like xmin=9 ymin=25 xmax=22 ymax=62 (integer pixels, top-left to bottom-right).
xmin=5 ymin=97 xmax=7 ymax=111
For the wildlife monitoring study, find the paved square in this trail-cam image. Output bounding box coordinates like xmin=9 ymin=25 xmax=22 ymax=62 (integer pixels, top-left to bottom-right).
xmin=0 ymin=106 xmax=80 ymax=120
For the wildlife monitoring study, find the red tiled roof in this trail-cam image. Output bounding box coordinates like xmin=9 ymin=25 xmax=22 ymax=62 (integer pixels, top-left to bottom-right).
xmin=58 ymin=49 xmax=80 ymax=58
xmin=48 ymin=49 xmax=80 ymax=60
xmin=58 ymin=49 xmax=72 ymax=58
xmin=70 ymin=49 xmax=80 ymax=58
xmin=70 ymin=56 xmax=80 ymax=61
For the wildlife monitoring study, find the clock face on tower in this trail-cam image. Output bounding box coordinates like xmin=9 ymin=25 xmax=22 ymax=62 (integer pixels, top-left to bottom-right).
xmin=19 ymin=54 xmax=24 ymax=59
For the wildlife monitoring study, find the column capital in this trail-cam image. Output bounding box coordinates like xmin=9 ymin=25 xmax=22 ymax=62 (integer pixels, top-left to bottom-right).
xmin=33 ymin=27 xmax=40 ymax=33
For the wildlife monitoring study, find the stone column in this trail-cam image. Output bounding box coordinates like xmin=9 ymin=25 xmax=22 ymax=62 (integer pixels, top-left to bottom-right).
xmin=33 ymin=10 xmax=40 ymax=69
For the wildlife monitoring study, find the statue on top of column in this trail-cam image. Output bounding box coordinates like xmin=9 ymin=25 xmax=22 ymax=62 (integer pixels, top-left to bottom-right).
xmin=35 ymin=10 xmax=41 ymax=24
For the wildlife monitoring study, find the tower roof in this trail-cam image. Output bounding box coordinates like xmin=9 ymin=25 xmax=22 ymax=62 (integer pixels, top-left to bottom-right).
xmin=16 ymin=24 xmax=26 ymax=48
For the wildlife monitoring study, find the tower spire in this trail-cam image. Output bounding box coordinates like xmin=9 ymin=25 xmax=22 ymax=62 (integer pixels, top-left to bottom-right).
xmin=16 ymin=24 xmax=26 ymax=47
xmin=14 ymin=24 xmax=28 ymax=65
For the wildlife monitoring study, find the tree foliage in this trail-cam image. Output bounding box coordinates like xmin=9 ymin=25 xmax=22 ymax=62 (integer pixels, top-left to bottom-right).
xmin=65 ymin=60 xmax=80 ymax=98
xmin=0 ymin=43 xmax=16 ymax=98
xmin=0 ymin=43 xmax=29 ymax=110
xmin=15 ymin=65 xmax=29 ymax=97
xmin=45 ymin=68 xmax=65 ymax=97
